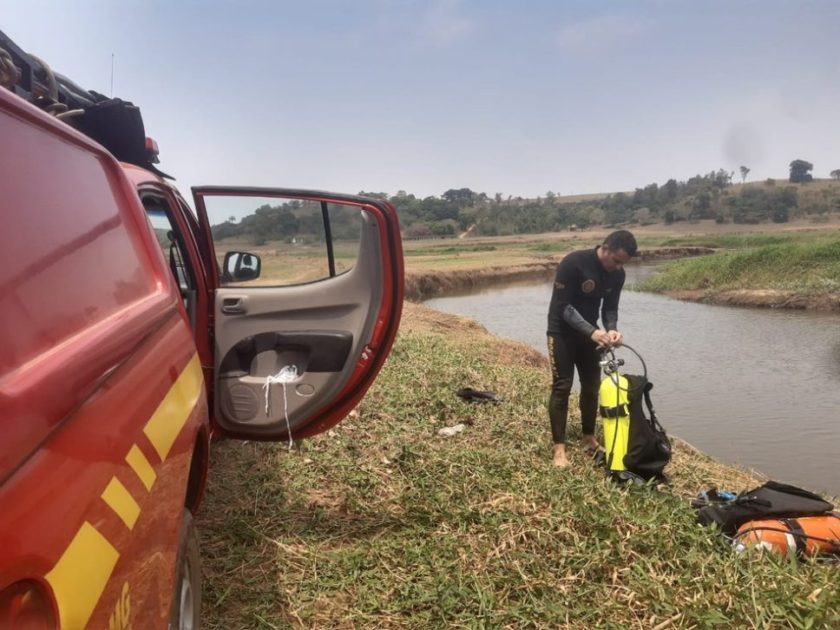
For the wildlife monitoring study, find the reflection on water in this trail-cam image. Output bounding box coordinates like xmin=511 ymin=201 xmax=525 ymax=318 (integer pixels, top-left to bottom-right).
xmin=426 ymin=264 xmax=840 ymax=495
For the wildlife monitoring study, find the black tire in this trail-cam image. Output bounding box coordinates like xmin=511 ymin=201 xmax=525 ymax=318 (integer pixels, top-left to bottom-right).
xmin=169 ymin=508 xmax=201 ymax=630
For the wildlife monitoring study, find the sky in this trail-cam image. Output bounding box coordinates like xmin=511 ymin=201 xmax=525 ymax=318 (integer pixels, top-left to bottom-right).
xmin=4 ymin=1 xmax=840 ymax=204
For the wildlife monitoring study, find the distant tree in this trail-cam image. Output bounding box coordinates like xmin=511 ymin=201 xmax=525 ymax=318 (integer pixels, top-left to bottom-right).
xmin=661 ymin=178 xmax=679 ymax=202
xmin=789 ymin=159 xmax=814 ymax=183
xmin=633 ymin=183 xmax=659 ymax=209
xmin=634 ymin=207 xmax=652 ymax=224
xmin=691 ymin=191 xmax=713 ymax=219
xmin=602 ymin=192 xmax=634 ymax=225
xmin=772 ymin=207 xmax=790 ymax=223
xmin=211 ymin=220 xmax=240 ymax=240
xmin=405 ymin=223 xmax=433 ymax=240
xmin=442 ymin=188 xmax=476 ymax=206
xmin=716 ymin=169 xmax=734 ymax=187
xmin=830 ymin=169 xmax=840 ymax=181
xmin=740 ymin=165 xmax=750 ymax=184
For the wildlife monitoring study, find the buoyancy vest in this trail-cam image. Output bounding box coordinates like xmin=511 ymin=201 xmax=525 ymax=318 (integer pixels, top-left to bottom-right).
xmin=697 ymin=480 xmax=835 ymax=536
xmin=734 ymin=514 xmax=840 ymax=557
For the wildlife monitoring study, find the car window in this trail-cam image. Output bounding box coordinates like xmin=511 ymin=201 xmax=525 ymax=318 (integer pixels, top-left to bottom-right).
xmin=203 ymin=196 xmax=363 ymax=287
xmin=143 ymin=199 xmax=198 ymax=333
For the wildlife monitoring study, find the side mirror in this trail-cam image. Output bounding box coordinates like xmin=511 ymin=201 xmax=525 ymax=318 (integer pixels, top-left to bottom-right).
xmin=223 ymin=251 xmax=261 ymax=282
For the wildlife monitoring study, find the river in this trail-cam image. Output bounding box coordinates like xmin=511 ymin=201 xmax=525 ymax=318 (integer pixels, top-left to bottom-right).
xmin=425 ymin=264 xmax=840 ymax=496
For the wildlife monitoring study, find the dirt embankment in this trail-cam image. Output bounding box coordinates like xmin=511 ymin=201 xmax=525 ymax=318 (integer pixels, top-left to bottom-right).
xmin=405 ymin=262 xmax=556 ymax=302
xmin=664 ymin=289 xmax=840 ymax=311
xmin=404 ymin=246 xmax=714 ymax=302
xmin=633 ymin=246 xmax=716 ymax=261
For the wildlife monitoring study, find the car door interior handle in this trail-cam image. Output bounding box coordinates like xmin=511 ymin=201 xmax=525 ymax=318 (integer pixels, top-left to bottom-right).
xmin=221 ymin=297 xmax=247 ymax=315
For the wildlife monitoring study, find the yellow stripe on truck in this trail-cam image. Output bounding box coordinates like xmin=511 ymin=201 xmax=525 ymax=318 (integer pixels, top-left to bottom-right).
xmin=143 ymin=354 xmax=203 ymax=462
xmin=45 ymin=522 xmax=120 ymax=629
xmin=43 ymin=353 xmax=204 ymax=627
xmin=101 ymin=477 xmax=141 ymax=530
xmin=125 ymin=444 xmax=156 ymax=491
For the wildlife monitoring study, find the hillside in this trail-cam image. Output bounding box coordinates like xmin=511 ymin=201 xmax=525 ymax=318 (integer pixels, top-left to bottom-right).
xmin=211 ymin=175 xmax=840 ymax=244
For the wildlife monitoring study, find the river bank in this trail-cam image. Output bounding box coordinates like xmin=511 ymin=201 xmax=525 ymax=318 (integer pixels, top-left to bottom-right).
xmin=407 ymin=240 xmax=840 ymax=310
xmin=199 ymin=302 xmax=838 ymax=628
xmin=661 ymin=288 xmax=840 ymax=310
xmin=405 ymin=246 xmax=714 ymax=301
xmin=639 ymin=237 xmax=840 ymax=311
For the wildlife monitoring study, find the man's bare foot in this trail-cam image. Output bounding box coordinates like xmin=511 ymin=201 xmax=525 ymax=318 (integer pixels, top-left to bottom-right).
xmin=580 ymin=434 xmax=600 ymax=452
xmin=553 ymin=443 xmax=569 ymax=468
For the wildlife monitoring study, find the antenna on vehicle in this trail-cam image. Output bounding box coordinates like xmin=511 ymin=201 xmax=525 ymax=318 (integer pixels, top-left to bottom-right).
xmin=110 ymin=53 xmax=114 ymax=96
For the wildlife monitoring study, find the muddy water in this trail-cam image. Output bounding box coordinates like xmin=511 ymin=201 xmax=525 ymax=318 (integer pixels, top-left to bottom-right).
xmin=426 ymin=264 xmax=840 ymax=495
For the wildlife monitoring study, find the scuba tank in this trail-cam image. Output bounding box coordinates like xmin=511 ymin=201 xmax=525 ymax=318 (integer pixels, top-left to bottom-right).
xmin=597 ymin=345 xmax=671 ymax=483
xmin=598 ymin=355 xmax=630 ymax=473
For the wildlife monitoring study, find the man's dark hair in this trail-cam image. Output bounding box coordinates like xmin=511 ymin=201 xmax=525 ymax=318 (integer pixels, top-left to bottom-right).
xmin=603 ymin=230 xmax=637 ymax=257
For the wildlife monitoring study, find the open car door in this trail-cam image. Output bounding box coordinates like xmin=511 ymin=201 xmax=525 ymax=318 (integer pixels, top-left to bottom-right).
xmin=192 ymin=187 xmax=403 ymax=441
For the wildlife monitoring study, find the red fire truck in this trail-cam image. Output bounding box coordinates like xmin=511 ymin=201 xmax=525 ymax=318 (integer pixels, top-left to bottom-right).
xmin=0 ymin=30 xmax=403 ymax=628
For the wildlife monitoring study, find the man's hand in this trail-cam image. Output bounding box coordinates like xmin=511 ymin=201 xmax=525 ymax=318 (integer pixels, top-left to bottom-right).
xmin=590 ymin=329 xmax=611 ymax=347
xmin=607 ymin=330 xmax=624 ymax=346
xmin=591 ymin=329 xmax=623 ymax=347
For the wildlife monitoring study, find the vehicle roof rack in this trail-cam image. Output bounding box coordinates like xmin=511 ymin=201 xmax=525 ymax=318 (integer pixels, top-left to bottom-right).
xmin=0 ymin=28 xmax=171 ymax=178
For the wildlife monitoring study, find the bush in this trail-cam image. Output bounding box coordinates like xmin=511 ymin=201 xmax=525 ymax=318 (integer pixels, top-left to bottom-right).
xmin=772 ymin=207 xmax=790 ymax=223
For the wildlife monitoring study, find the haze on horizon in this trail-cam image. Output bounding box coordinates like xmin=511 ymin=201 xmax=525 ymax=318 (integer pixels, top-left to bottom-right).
xmin=5 ymin=1 xmax=839 ymax=204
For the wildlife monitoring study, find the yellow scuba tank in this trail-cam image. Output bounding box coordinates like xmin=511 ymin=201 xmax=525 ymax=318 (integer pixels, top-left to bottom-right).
xmin=599 ymin=368 xmax=630 ymax=472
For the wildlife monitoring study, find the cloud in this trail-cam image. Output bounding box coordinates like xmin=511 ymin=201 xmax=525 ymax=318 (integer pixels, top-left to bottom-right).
xmin=421 ymin=0 xmax=475 ymax=45
xmin=556 ymin=13 xmax=650 ymax=53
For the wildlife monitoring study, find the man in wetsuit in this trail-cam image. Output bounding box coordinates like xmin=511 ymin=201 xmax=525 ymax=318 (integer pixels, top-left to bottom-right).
xmin=547 ymin=230 xmax=637 ymax=468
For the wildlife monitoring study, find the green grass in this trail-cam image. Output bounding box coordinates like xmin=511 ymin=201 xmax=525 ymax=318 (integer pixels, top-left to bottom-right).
xmin=640 ymin=239 xmax=840 ymax=294
xmin=655 ymin=234 xmax=795 ymax=249
xmin=632 ymin=229 xmax=840 ymax=252
xmin=403 ymin=245 xmax=499 ymax=257
xmin=198 ymin=318 xmax=839 ymax=628
xmin=526 ymin=242 xmax=577 ymax=253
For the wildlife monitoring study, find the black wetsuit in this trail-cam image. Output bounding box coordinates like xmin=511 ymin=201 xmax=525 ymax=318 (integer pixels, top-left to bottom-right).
xmin=546 ymin=246 xmax=625 ymax=444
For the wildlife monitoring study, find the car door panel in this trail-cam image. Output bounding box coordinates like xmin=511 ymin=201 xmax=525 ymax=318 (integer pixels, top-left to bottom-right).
xmin=192 ymin=188 xmax=403 ymax=441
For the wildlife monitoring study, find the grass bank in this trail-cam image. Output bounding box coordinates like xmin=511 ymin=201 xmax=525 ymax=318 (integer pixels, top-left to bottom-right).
xmin=198 ymin=304 xmax=839 ymax=628
xmin=639 ymin=237 xmax=840 ymax=310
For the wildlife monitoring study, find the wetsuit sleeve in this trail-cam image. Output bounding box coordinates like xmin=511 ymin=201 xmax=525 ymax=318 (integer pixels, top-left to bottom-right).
xmin=601 ymin=272 xmax=625 ymax=331
xmin=563 ymin=304 xmax=597 ymax=337
xmin=552 ymin=257 xmax=595 ymax=338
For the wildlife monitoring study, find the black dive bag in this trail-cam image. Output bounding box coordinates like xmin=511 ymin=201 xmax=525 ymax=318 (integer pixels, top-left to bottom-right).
xmin=623 ymin=374 xmax=671 ymax=481
xmin=696 ymin=481 xmax=834 ymax=536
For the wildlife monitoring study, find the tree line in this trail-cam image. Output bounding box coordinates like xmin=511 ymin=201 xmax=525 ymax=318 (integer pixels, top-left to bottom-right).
xmin=212 ymin=160 xmax=840 ymax=243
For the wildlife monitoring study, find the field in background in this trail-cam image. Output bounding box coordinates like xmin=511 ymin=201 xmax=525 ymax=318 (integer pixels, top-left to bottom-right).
xmin=215 ymin=215 xmax=840 ymax=282
xmin=401 ymin=216 xmax=840 ymax=273
xmin=213 ymin=217 xmax=840 ymax=308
